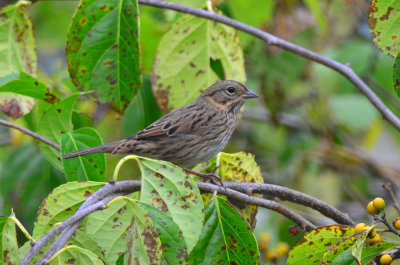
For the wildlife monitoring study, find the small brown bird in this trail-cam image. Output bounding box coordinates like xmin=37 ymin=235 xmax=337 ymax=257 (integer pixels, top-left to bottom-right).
xmin=63 ymin=80 xmax=258 ymax=167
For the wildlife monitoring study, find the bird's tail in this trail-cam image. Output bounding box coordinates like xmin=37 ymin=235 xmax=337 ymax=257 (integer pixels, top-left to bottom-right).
xmin=63 ymin=141 xmax=121 ymax=159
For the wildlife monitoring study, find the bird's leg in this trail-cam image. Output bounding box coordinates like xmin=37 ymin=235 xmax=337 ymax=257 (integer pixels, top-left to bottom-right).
xmin=183 ymin=168 xmax=223 ymax=186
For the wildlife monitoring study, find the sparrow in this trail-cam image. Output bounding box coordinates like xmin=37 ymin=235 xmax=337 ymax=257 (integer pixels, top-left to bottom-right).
xmin=63 ymin=80 xmax=259 ymax=167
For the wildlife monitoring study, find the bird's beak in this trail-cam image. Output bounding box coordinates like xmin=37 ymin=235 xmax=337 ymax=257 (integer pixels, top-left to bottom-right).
xmin=243 ymin=89 xmax=259 ymax=99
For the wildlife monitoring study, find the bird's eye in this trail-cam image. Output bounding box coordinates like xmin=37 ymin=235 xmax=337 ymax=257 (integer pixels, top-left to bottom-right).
xmin=227 ymin=87 xmax=236 ymax=94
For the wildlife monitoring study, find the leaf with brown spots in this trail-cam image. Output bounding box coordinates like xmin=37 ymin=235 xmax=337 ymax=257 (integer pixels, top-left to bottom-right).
xmin=61 ymin=127 xmax=106 ymax=182
xmin=0 ymin=72 xmax=58 ymax=104
xmin=137 ymin=156 xmax=203 ymax=253
xmin=152 ymin=15 xmax=246 ymax=112
xmin=193 ymin=152 xmax=263 ymax=226
xmin=33 ymin=181 xmax=104 ymax=239
xmin=0 ymin=216 xmax=18 ymax=265
xmin=85 ymin=197 xmax=134 ymax=265
xmin=189 ymin=195 xmax=259 ymax=265
xmin=369 ymin=0 xmax=400 ymax=57
xmin=38 ymin=95 xmax=78 ymax=171
xmin=287 ymin=225 xmax=355 ymax=265
xmin=0 ymin=2 xmax=38 ymax=119
xmin=66 ymin=0 xmax=141 ymax=114
xmin=140 ymin=202 xmax=187 ymax=264
xmin=125 ymin=199 xmax=162 ymax=265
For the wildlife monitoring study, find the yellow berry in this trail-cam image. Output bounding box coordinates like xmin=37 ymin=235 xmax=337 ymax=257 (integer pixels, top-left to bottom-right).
xmin=392 ymin=218 xmax=400 ymax=230
xmin=373 ymin=197 xmax=385 ymax=211
xmin=276 ymin=242 xmax=290 ymax=257
xmin=367 ymin=201 xmax=378 ymax=216
xmin=265 ymin=250 xmax=279 ymax=262
xmin=354 ymin=223 xmax=367 ymax=233
xmin=380 ymin=254 xmax=392 ymax=265
xmin=367 ymin=234 xmax=382 ymax=245
xmin=258 ymin=233 xmax=270 ymax=251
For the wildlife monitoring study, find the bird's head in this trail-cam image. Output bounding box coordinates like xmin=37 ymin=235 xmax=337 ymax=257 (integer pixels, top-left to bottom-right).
xmin=201 ymin=80 xmax=259 ymax=114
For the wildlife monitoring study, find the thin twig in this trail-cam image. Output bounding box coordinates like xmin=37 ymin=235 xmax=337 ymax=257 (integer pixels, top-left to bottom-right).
xmin=138 ymin=0 xmax=400 ymax=131
xmin=0 ymin=119 xmax=60 ymax=151
xmin=375 ymin=214 xmax=400 ymax=237
xmin=382 ymin=182 xmax=400 ymax=215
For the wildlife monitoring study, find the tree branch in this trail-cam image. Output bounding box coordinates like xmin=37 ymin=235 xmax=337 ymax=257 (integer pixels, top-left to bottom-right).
xmin=138 ymin=0 xmax=400 ymax=131
xmin=0 ymin=119 xmax=60 ymax=151
xmin=22 ymin=180 xmax=356 ymax=264
xmin=223 ymin=182 xmax=355 ymax=226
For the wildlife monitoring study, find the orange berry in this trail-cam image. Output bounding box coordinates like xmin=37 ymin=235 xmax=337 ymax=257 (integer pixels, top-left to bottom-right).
xmin=258 ymin=233 xmax=270 ymax=251
xmin=380 ymin=254 xmax=392 ymax=265
xmin=367 ymin=234 xmax=382 ymax=245
xmin=368 ymin=228 xmax=377 ymax=239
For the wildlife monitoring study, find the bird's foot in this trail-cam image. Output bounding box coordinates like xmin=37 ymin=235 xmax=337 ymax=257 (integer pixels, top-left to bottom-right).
xmin=183 ymin=168 xmax=224 ymax=187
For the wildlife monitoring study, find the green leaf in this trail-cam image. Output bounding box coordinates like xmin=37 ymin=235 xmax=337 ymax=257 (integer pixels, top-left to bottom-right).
xmin=328 ymin=94 xmax=379 ymax=131
xmin=394 ymin=52 xmax=400 ymax=95
xmin=38 ymin=94 xmax=78 ymax=171
xmin=0 ymin=72 xmax=58 ymax=103
xmin=47 ymin=245 xmax=104 ymax=265
xmin=66 ymin=0 xmax=141 ymax=114
xmin=85 ymin=198 xmax=134 ymax=265
xmin=0 ymin=216 xmax=18 ymax=265
xmin=125 ymin=199 xmax=162 ymax=265
xmin=287 ymin=225 xmax=355 ymax=265
xmin=0 ymin=2 xmax=38 ymax=119
xmin=140 ymin=202 xmax=187 ymax=264
xmin=193 ymin=152 xmax=263 ymax=225
xmin=137 ymin=156 xmax=203 ymax=253
xmin=369 ymin=0 xmax=400 ymax=57
xmin=33 ymin=181 xmax=104 ymax=238
xmin=189 ymin=195 xmax=259 ymax=264
xmin=152 ymin=15 xmax=246 ymax=112
xmin=61 ymin=127 xmax=106 ymax=182
xmin=351 ymin=225 xmax=375 ymax=264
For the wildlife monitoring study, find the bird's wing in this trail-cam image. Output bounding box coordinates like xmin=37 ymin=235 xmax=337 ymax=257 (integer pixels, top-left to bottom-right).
xmin=132 ymin=104 xmax=201 ymax=139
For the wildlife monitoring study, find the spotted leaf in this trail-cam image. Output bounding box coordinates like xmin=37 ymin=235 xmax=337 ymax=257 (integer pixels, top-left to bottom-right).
xmin=152 ymin=15 xmax=246 ymax=112
xmin=0 ymin=216 xmax=18 ymax=265
xmin=369 ymin=0 xmax=400 ymax=57
xmin=188 ymin=195 xmax=259 ymax=264
xmin=137 ymin=156 xmax=203 ymax=253
xmin=0 ymin=2 xmax=38 ymax=119
xmin=287 ymin=225 xmax=356 ymax=265
xmin=33 ymin=181 xmax=105 ymax=238
xmin=66 ymin=0 xmax=141 ymax=114
xmin=125 ymin=199 xmax=162 ymax=265
xmin=140 ymin=202 xmax=187 ymax=264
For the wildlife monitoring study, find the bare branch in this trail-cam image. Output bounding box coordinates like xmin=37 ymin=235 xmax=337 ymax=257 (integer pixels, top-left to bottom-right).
xmin=0 ymin=119 xmax=60 ymax=151
xmin=138 ymin=0 xmax=400 ymax=131
xmin=223 ymin=182 xmax=355 ymax=226
xmin=22 ymin=179 xmax=357 ymax=264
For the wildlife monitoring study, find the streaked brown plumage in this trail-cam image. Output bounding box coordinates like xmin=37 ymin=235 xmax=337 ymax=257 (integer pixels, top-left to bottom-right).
xmin=63 ymin=80 xmax=258 ymax=167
